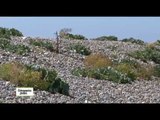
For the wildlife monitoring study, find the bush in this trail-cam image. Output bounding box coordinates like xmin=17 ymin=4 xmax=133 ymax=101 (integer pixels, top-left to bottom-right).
xmin=65 ymin=33 xmax=87 ymax=40
xmin=114 ymin=63 xmax=137 ymax=81
xmin=72 ymin=67 xmax=132 ymax=84
xmin=0 ymin=62 xmax=23 ymax=81
xmin=117 ymin=58 xmax=155 ymax=80
xmin=0 ymin=38 xmax=30 ymax=55
xmin=26 ymin=65 xmax=58 ymax=83
xmin=0 ymin=27 xmax=23 ymax=39
xmin=72 ymin=55 xmax=157 ymax=83
xmin=48 ymin=78 xmax=69 ymax=95
xmin=0 ymin=38 xmax=10 ymax=49
xmin=118 ymin=59 xmax=139 ymax=68
xmin=153 ymin=40 xmax=160 ymax=46
xmin=156 ymin=40 xmax=160 ymax=43
xmin=122 ymin=37 xmax=144 ymax=45
xmin=70 ymin=43 xmax=91 ymax=55
xmin=0 ymin=62 xmax=69 ymax=95
xmin=84 ymin=54 xmax=112 ymax=69
xmin=154 ymin=65 xmax=160 ymax=77
xmin=129 ymin=47 xmax=160 ymax=64
xmin=10 ymin=28 xmax=23 ymax=37
xmin=71 ymin=67 xmax=89 ymax=77
xmin=135 ymin=65 xmax=155 ymax=80
xmin=17 ymin=69 xmax=50 ymax=90
xmin=10 ymin=45 xmax=30 ymax=55
xmin=29 ymin=39 xmax=54 ymax=52
xmin=94 ymin=36 xmax=118 ymax=41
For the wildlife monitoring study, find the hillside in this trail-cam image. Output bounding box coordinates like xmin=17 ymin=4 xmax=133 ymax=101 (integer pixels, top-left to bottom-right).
xmin=0 ymin=36 xmax=160 ymax=103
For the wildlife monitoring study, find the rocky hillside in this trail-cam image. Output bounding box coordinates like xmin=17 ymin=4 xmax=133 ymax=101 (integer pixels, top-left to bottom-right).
xmin=0 ymin=36 xmax=160 ymax=103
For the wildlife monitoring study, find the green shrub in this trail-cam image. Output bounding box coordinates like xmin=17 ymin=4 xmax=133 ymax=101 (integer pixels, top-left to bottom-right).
xmin=11 ymin=45 xmax=30 ymax=55
xmin=121 ymin=37 xmax=144 ymax=45
xmin=0 ymin=38 xmax=30 ymax=55
xmin=0 ymin=27 xmax=23 ymax=39
xmin=72 ymin=56 xmax=156 ymax=83
xmin=48 ymin=78 xmax=69 ymax=95
xmin=135 ymin=65 xmax=154 ymax=80
xmin=117 ymin=58 xmax=155 ymax=80
xmin=26 ymin=65 xmax=58 ymax=83
xmin=0 ymin=62 xmax=69 ymax=95
xmin=29 ymin=39 xmax=54 ymax=52
xmin=154 ymin=65 xmax=160 ymax=77
xmin=0 ymin=27 xmax=11 ymax=39
xmin=6 ymin=44 xmax=30 ymax=55
xmin=70 ymin=43 xmax=91 ymax=55
xmin=114 ymin=63 xmax=136 ymax=81
xmin=129 ymin=47 xmax=160 ymax=64
xmin=65 ymin=33 xmax=87 ymax=40
xmin=0 ymin=38 xmax=10 ymax=49
xmin=71 ymin=67 xmax=89 ymax=77
xmin=10 ymin=28 xmax=23 ymax=37
xmin=25 ymin=64 xmax=69 ymax=95
xmin=152 ymin=40 xmax=160 ymax=46
xmin=118 ymin=59 xmax=139 ymax=68
xmin=94 ymin=36 xmax=118 ymax=41
xmin=72 ymin=67 xmax=133 ymax=84
xmin=17 ymin=69 xmax=50 ymax=90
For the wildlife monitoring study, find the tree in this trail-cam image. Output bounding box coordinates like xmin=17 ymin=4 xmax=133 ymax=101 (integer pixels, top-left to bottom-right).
xmin=59 ymin=28 xmax=72 ymax=38
xmin=59 ymin=28 xmax=87 ymax=40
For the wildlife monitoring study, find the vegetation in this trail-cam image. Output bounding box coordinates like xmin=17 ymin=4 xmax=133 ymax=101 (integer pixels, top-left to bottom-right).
xmin=94 ymin=35 xmax=118 ymax=41
xmin=29 ymin=39 xmax=54 ymax=52
xmin=114 ymin=59 xmax=154 ymax=80
xmin=121 ymin=37 xmax=144 ymax=45
xmin=65 ymin=33 xmax=87 ymax=40
xmin=10 ymin=28 xmax=23 ymax=37
xmin=154 ymin=40 xmax=160 ymax=46
xmin=154 ymin=65 xmax=160 ymax=77
xmin=107 ymin=46 xmax=118 ymax=51
xmin=0 ymin=62 xmax=69 ymax=95
xmin=136 ymin=65 xmax=154 ymax=80
xmin=59 ymin=28 xmax=87 ymax=40
xmin=129 ymin=46 xmax=160 ymax=64
xmin=0 ymin=38 xmax=30 ymax=55
xmin=72 ymin=52 xmax=157 ymax=83
xmin=84 ymin=54 xmax=112 ymax=69
xmin=69 ymin=43 xmax=91 ymax=55
xmin=72 ymin=54 xmax=133 ymax=83
xmin=72 ymin=67 xmax=133 ymax=84
xmin=0 ymin=27 xmax=23 ymax=39
xmin=59 ymin=28 xmax=72 ymax=38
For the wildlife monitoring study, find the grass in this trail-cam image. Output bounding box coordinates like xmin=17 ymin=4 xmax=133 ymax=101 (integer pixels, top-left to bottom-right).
xmin=0 ymin=62 xmax=69 ymax=95
xmin=72 ymin=67 xmax=132 ymax=84
xmin=72 ymin=53 xmax=157 ymax=83
xmin=129 ymin=46 xmax=160 ymax=64
xmin=29 ymin=39 xmax=54 ymax=52
xmin=84 ymin=53 xmax=112 ymax=69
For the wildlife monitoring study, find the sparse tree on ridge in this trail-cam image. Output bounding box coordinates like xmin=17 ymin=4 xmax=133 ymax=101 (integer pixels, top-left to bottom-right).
xmin=59 ymin=28 xmax=72 ymax=39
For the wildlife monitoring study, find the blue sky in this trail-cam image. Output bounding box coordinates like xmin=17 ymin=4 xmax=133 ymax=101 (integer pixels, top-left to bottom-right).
xmin=0 ymin=17 xmax=160 ymax=42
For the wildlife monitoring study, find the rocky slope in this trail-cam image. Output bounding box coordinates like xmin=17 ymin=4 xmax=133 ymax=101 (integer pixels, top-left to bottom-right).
xmin=0 ymin=37 xmax=160 ymax=103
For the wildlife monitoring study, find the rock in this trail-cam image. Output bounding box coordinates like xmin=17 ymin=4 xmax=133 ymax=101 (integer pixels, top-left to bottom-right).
xmin=0 ymin=37 xmax=160 ymax=103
